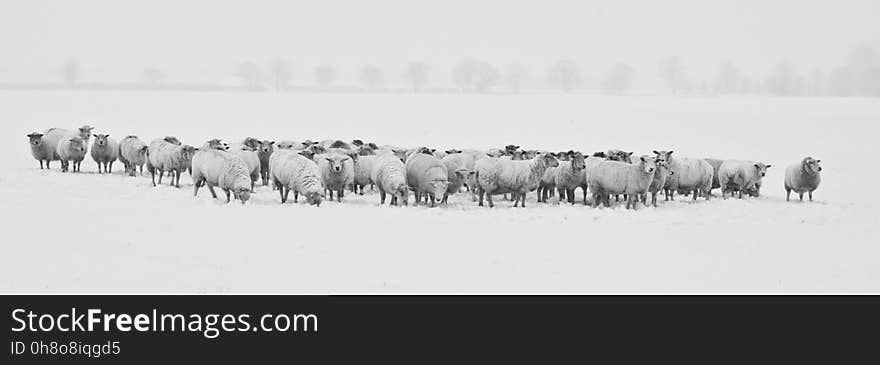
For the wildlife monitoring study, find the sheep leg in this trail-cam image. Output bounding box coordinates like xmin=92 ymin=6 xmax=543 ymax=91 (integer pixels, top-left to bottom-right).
xmin=521 ymin=193 xmax=527 ymax=208
xmin=109 ymin=161 xmax=114 ymax=173
xmin=336 ymin=189 xmax=342 ymax=202
xmin=294 ymin=191 xmax=299 ymax=203
xmin=207 ymin=184 xmax=219 ymax=199
xmin=785 ymin=188 xmax=791 ymax=201
xmin=379 ymin=189 xmax=387 ymax=204
xmin=799 ymin=192 xmax=804 ymax=201
xmin=223 ymin=189 xmax=231 ymax=203
xmin=391 ymin=196 xmax=398 ymax=206
xmin=692 ymin=189 xmax=698 ymax=201
xmin=486 ymin=192 xmax=494 ymax=208
xmin=809 ymin=191 xmax=813 ymax=201
xmin=283 ymin=187 xmax=291 ymax=204
xmin=478 ymin=190 xmax=484 ymax=207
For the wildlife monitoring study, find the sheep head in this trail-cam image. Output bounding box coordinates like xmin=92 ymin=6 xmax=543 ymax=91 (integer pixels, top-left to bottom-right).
xmin=538 ymin=152 xmax=559 ymax=168
xmin=78 ymin=125 xmax=94 ymax=140
xmin=568 ymin=151 xmax=586 ymax=170
xmin=306 ymin=191 xmax=323 ymax=207
xmin=94 ymin=134 xmax=110 ymax=147
xmin=638 ymin=155 xmax=657 ymax=174
xmin=233 ymin=187 xmax=251 ymax=204
xmin=653 ymin=150 xmax=673 ymax=164
xmin=325 ymin=154 xmax=350 ymax=173
xmin=803 ymin=157 xmax=822 ymax=173
xmin=429 ymin=180 xmax=448 ymax=203
xmin=258 ymin=140 xmax=275 ymax=155
xmin=753 ymin=162 xmax=770 ymax=177
xmin=27 ymin=133 xmax=44 ymax=146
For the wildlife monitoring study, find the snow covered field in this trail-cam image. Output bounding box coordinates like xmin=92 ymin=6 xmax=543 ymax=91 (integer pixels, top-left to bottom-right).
xmin=1 ymin=90 xmax=878 ymax=293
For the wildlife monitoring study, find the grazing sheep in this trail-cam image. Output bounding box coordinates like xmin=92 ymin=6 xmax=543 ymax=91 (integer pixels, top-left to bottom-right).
xmin=269 ymin=149 xmax=324 ymax=206
xmin=587 ymin=156 xmax=657 ymax=210
xmin=27 ymin=132 xmax=56 ymax=169
xmin=703 ymin=158 xmax=724 ymax=196
xmin=42 ymin=125 xmax=94 ymax=159
xmin=90 ymin=134 xmax=119 ymax=174
xmin=353 ymin=155 xmax=376 ymax=195
xmin=56 ymin=137 xmax=87 ymax=173
xmin=255 ymin=140 xmax=275 ymax=186
xmin=785 ymin=157 xmax=822 ymax=202
xmin=641 ymin=160 xmax=673 ymax=207
xmin=227 ymin=144 xmax=261 ymax=191
xmin=442 ymin=152 xmax=478 ymax=199
xmin=654 ymin=150 xmax=714 ymax=201
xmin=119 ymin=136 xmax=149 ymax=177
xmin=371 ymin=151 xmax=409 ymax=206
xmin=554 ymin=151 xmax=589 ymax=205
xmin=717 ymin=160 xmax=771 ymax=199
xmin=405 ymin=153 xmax=449 ymax=207
xmin=146 ymin=138 xmax=197 ymax=188
xmin=441 ymin=154 xmax=475 ymax=204
xmin=191 ymin=149 xmax=253 ymax=204
xmin=474 ymin=152 xmax=559 ymax=208
xmin=315 ymin=152 xmax=356 ymax=202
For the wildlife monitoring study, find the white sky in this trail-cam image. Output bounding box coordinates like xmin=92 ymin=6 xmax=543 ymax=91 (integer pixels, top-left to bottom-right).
xmin=1 ymin=0 xmax=878 ymax=84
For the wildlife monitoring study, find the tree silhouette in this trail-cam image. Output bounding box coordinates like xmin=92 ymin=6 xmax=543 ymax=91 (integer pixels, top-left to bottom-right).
xmin=404 ymin=62 xmax=429 ymax=92
xmin=548 ymin=59 xmax=583 ymax=93
xmin=268 ymin=58 xmax=293 ymax=92
xmin=314 ymin=64 xmax=337 ymax=90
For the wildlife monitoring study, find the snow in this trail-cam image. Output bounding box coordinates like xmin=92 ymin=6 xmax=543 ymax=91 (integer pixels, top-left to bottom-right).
xmin=1 ymin=90 xmax=878 ymax=293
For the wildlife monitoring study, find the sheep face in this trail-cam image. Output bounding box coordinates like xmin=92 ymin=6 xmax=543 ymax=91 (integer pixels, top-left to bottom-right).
xmin=539 ymin=153 xmax=560 ymax=168
xmin=504 ymin=145 xmax=520 ymax=154
xmin=445 ymin=149 xmax=463 ymax=155
xmin=181 ymin=145 xmax=197 ymax=160
xmin=325 ymin=155 xmax=350 ymax=173
xmin=94 ymin=134 xmax=110 ymax=148
xmin=306 ymin=191 xmax=323 ymax=206
xmin=569 ymin=151 xmax=586 ymax=170
xmin=234 ymin=187 xmax=252 ymax=204
xmin=656 ymin=160 xmax=673 ymax=176
xmin=753 ymin=163 xmax=771 ymax=177
xmin=257 ymin=140 xmax=275 ymax=155
xmin=804 ymin=158 xmax=822 ymax=173
xmin=395 ymin=185 xmax=410 ymax=205
xmin=243 ymin=137 xmax=261 ymax=149
xmin=429 ymin=180 xmax=448 ymax=202
xmin=77 ymin=125 xmax=94 ymax=141
xmin=391 ymin=149 xmax=407 ymax=163
xmin=204 ymin=139 xmax=227 ymax=151
xmin=653 ymin=150 xmax=673 ymax=164
xmin=308 ymin=145 xmax=327 ymax=155
xmin=357 ymin=146 xmax=375 ymax=156
xmin=608 ymin=150 xmax=633 ymax=163
xmin=638 ymin=155 xmax=657 ymax=174
xmin=27 ymin=133 xmax=44 ymax=147
xmin=276 ymin=141 xmax=296 ymax=150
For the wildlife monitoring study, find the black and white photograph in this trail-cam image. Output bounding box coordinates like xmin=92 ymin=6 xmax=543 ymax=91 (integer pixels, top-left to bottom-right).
xmin=2 ymin=0 xmax=879 ymax=360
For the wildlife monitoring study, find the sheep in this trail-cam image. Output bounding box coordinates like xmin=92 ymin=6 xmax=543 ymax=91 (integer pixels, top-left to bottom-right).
xmin=27 ymin=132 xmax=56 ymax=169
xmin=703 ymin=158 xmax=724 ymax=196
xmin=269 ymin=149 xmax=324 ymax=206
xmin=717 ymin=160 xmax=771 ymax=199
xmin=56 ymin=136 xmax=87 ymax=173
xmin=119 ymin=136 xmax=149 ymax=177
xmin=587 ymin=156 xmax=657 ymax=210
xmin=315 ymin=151 xmax=356 ymax=202
xmin=641 ymin=159 xmax=673 ymax=207
xmin=474 ymin=152 xmax=559 ymax=208
xmin=191 ymin=149 xmax=253 ymax=204
xmin=42 ymin=125 xmax=94 ymax=159
xmin=227 ymin=144 xmax=261 ymax=191
xmin=554 ymin=151 xmax=589 ymax=205
xmin=90 ymin=134 xmax=119 ymax=174
xmin=654 ymin=150 xmax=714 ymax=201
xmin=440 ymin=155 xmax=475 ymax=204
xmin=537 ymin=167 xmax=557 ymax=203
xmin=405 ymin=153 xmax=449 ymax=207
xmin=353 ymin=155 xmax=376 ymax=195
xmin=371 ymin=151 xmax=410 ymax=206
xmin=783 ymin=157 xmax=822 ymax=201
xmin=254 ymin=140 xmax=275 ymax=186
xmin=276 ymin=140 xmax=299 ymax=150
xmin=442 ymin=152 xmax=478 ymax=199
xmin=146 ymin=139 xmax=197 ymax=188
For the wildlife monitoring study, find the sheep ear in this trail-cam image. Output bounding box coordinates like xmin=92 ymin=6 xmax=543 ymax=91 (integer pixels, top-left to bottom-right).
xmin=765 ymin=164 xmax=771 ymax=168
xmin=653 ymin=150 xmax=660 ymax=155
xmin=269 ymin=141 xmax=275 ymax=145
xmin=640 ymin=156 xmax=647 ymax=163
xmin=668 ymin=151 xmax=674 ymax=155
xmin=627 ymin=152 xmax=633 ymax=156
xmin=816 ymin=160 xmax=820 ymax=163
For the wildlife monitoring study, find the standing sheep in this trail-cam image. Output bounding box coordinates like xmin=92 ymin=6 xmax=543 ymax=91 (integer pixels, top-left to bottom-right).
xmin=554 ymin=151 xmax=588 ymax=205
xmin=717 ymin=160 xmax=771 ymax=199
xmin=654 ymin=150 xmax=714 ymax=201
xmin=587 ymin=156 xmax=657 ymax=210
xmin=371 ymin=151 xmax=409 ymax=206
xmin=146 ymin=139 xmax=197 ymax=188
xmin=353 ymin=155 xmax=376 ymax=195
xmin=641 ymin=159 xmax=673 ymax=207
xmin=256 ymin=140 xmax=275 ymax=186
xmin=227 ymin=144 xmax=261 ymax=191
xmin=442 ymin=152 xmax=478 ymax=200
xmin=56 ymin=136 xmax=87 ymax=173
xmin=269 ymin=149 xmax=324 ymax=206
xmin=42 ymin=125 xmax=94 ymax=160
xmin=474 ymin=152 xmax=559 ymax=208
xmin=537 ymin=167 xmax=557 ymax=203
xmin=191 ymin=149 xmax=253 ymax=204
xmin=27 ymin=132 xmax=56 ymax=169
xmin=315 ymin=152 xmax=356 ymax=202
xmin=119 ymin=136 xmax=149 ymax=177
xmin=405 ymin=153 xmax=449 ymax=207
xmin=785 ymin=157 xmax=822 ymax=202
xmin=90 ymin=134 xmax=118 ymax=174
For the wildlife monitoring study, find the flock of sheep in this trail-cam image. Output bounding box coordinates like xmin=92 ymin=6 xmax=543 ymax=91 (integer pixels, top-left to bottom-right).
xmin=26 ymin=124 xmax=824 ymax=209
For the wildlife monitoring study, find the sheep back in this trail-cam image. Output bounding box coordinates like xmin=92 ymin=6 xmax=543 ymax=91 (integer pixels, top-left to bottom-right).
xmin=269 ymin=149 xmax=324 ymax=205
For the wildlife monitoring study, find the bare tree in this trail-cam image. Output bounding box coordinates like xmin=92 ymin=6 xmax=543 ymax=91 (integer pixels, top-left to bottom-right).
xmin=404 ymin=62 xmax=429 ymax=92
xmin=806 ymin=69 xmax=825 ymax=96
xmin=268 ymin=58 xmax=293 ymax=92
xmin=143 ymin=67 xmax=163 ymax=87
xmin=600 ymin=63 xmax=636 ymax=94
xmin=235 ymin=62 xmax=264 ymax=91
xmin=713 ymin=61 xmax=740 ymax=95
xmin=658 ymin=56 xmax=690 ymax=94
xmin=765 ymin=60 xmax=795 ymax=96
xmin=314 ymin=64 xmax=337 ymax=90
xmin=359 ymin=66 xmax=385 ymax=91
xmin=62 ymin=59 xmax=80 ymax=88
xmin=548 ymin=59 xmax=583 ymax=93
xmin=503 ymin=63 xmax=529 ymax=93
xmin=451 ymin=58 xmax=500 ymax=93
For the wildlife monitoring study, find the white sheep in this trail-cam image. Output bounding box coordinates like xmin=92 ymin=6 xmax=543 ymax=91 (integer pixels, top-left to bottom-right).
xmin=191 ymin=149 xmax=253 ymax=204
xmin=90 ymin=134 xmax=119 ymax=174
xmin=256 ymin=140 xmax=275 ymax=186
xmin=784 ymin=157 xmax=821 ymax=202
xmin=269 ymin=149 xmax=324 ymax=206
xmin=537 ymin=167 xmax=557 ymax=203
xmin=27 ymin=132 xmax=56 ymax=169
xmin=653 ymin=150 xmax=714 ymax=201
xmin=119 ymin=136 xmax=149 ymax=177
xmin=315 ymin=151 xmax=356 ymax=202
xmin=405 ymin=153 xmax=449 ymax=207
xmin=441 ymin=152 xmax=478 ymax=203
xmin=554 ymin=151 xmax=589 ymax=205
xmin=587 ymin=155 xmax=657 ymax=210
xmin=227 ymin=144 xmax=261 ymax=191
xmin=146 ymin=138 xmax=197 ymax=188
xmin=353 ymin=155 xmax=376 ymax=195
xmin=474 ymin=152 xmax=559 ymax=208
xmin=641 ymin=159 xmax=673 ymax=207
xmin=717 ymin=160 xmax=771 ymax=199
xmin=370 ymin=151 xmax=409 ymax=206
xmin=703 ymin=158 xmax=724 ymax=196
xmin=42 ymin=125 xmax=94 ymax=160
xmin=56 ymin=136 xmax=87 ymax=173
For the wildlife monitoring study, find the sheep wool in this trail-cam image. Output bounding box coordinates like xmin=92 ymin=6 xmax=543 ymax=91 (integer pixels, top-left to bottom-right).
xmin=371 ymin=152 xmax=409 ymax=206
xmin=191 ymin=149 xmax=253 ymax=204
xmin=353 ymin=155 xmax=376 ymax=195
xmin=784 ymin=157 xmax=821 ymax=202
xmin=587 ymin=156 xmax=657 ymax=210
xmin=227 ymin=144 xmax=261 ymax=191
xmin=405 ymin=153 xmax=449 ymax=207
xmin=269 ymin=149 xmax=324 ymax=206
xmin=474 ymin=152 xmax=559 ymax=208
xmin=553 ymin=152 xmax=588 ymax=205
xmin=717 ymin=160 xmax=771 ymax=199
xmin=56 ymin=136 xmax=87 ymax=173
xmin=119 ymin=136 xmax=149 ymax=177
xmin=146 ymin=138 xmax=197 ymax=188
xmin=315 ymin=152 xmax=356 ymax=202
xmin=27 ymin=132 xmax=56 ymax=169
xmin=642 ymin=160 xmax=673 ymax=207
xmin=703 ymin=158 xmax=724 ymax=195
xmin=654 ymin=150 xmax=714 ymax=201
xmin=90 ymin=134 xmax=119 ymax=174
